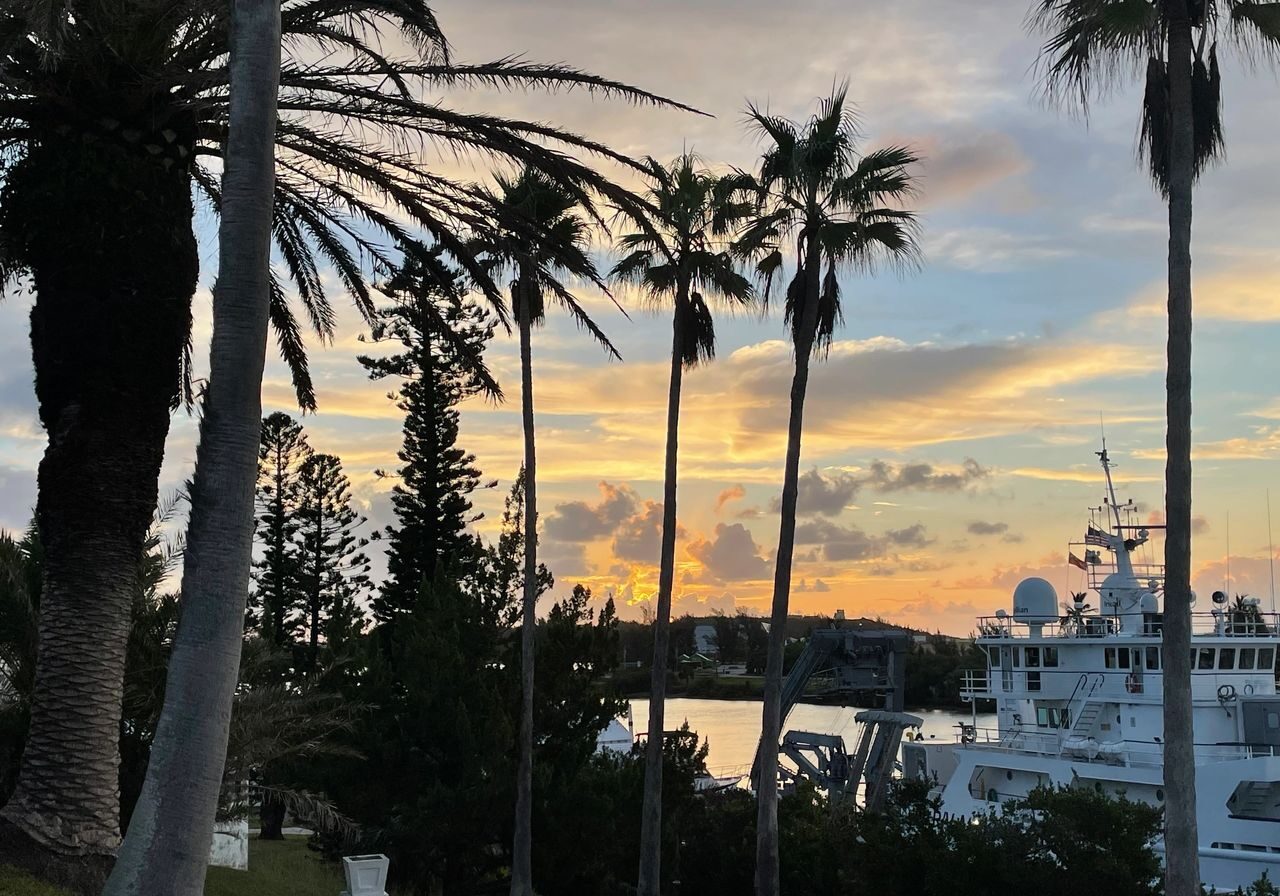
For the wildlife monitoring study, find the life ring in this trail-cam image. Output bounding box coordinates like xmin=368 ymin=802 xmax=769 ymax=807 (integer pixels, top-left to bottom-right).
xmin=1217 ymin=683 xmax=1237 ymax=702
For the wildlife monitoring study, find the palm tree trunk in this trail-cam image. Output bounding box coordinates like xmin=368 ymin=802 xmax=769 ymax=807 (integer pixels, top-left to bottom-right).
xmin=0 ymin=99 xmax=198 ymax=895
xmin=637 ymin=296 xmax=688 ymax=896
xmin=1162 ymin=7 xmax=1199 ymax=896
xmin=511 ymin=278 xmax=538 ymax=896
xmin=103 ymin=0 xmax=281 ymax=890
xmin=755 ymin=254 xmax=822 ymax=896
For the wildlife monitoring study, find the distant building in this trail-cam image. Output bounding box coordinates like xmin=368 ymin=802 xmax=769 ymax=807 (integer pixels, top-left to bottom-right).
xmin=693 ymin=624 xmax=720 ymax=659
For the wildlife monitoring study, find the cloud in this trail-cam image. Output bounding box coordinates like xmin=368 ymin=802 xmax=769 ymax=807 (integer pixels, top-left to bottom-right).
xmin=967 ymin=520 xmax=1009 ymax=536
xmin=1128 ymin=263 xmax=1280 ymax=322
xmin=612 ymin=501 xmax=676 ymax=564
xmin=928 ymin=227 xmax=1073 ymax=272
xmin=812 ymin=578 xmax=831 ymax=592
xmin=715 ymin=484 xmax=746 ymax=512
xmin=544 ymin=481 xmax=639 ymax=542
xmin=687 ymin=523 xmax=770 ymax=582
xmin=917 ymin=131 xmax=1031 ymax=207
xmin=863 ymin=458 xmax=990 ymax=492
xmin=770 ymin=468 xmax=861 ymax=516
xmin=794 ymin=519 xmax=933 ymax=562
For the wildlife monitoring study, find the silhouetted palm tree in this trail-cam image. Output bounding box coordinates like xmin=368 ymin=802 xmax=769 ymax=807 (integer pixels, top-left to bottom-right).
xmin=610 ymin=153 xmax=753 ymax=896
xmin=0 ymin=0 xmax=690 ymax=862
xmin=736 ymin=86 xmax=919 ymax=896
xmin=1028 ymin=6 xmax=1279 ymax=891
xmin=471 ymin=168 xmax=616 ymax=896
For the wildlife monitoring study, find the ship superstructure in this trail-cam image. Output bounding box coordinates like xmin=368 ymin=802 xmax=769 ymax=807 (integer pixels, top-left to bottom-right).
xmin=903 ymin=448 xmax=1280 ymax=892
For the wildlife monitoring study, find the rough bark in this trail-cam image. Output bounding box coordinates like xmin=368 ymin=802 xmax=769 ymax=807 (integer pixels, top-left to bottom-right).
xmin=637 ymin=291 xmax=688 ymax=896
xmin=1162 ymin=5 xmax=1200 ymax=896
xmin=755 ymin=250 xmax=821 ymax=896
xmin=0 ymin=106 xmax=197 ymax=869
xmin=510 ymin=275 xmax=538 ymax=896
xmin=103 ymin=0 xmax=281 ymax=891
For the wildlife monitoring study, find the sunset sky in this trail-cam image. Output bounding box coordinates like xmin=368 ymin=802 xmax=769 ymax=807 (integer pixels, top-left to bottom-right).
xmin=3 ymin=0 xmax=1280 ymax=635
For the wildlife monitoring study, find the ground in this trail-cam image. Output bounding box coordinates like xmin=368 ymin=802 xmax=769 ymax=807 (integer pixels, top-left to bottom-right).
xmin=0 ymin=836 xmax=344 ymax=896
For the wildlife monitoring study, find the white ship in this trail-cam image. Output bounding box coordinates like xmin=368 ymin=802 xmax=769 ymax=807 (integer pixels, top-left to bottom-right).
xmin=902 ymin=447 xmax=1280 ymax=892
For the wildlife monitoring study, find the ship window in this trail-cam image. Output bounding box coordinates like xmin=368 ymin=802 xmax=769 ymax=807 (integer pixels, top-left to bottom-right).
xmin=1146 ymin=647 xmax=1161 ymax=670
xmin=1259 ymin=648 xmax=1275 ymax=671
xmin=1025 ymin=647 xmax=1041 ymax=668
xmin=1028 ymin=671 xmax=1042 ymax=692
xmin=1219 ymin=648 xmax=1236 ymax=670
xmin=989 ymin=647 xmax=1001 ymax=668
xmin=1268 ymin=713 xmax=1279 ymax=731
xmin=1198 ymin=648 xmax=1216 ymax=670
xmin=1105 ymin=648 xmax=1117 ymax=669
xmin=1037 ymin=707 xmax=1050 ymax=727
xmin=1118 ymin=649 xmax=1131 ymax=669
xmin=1044 ymin=647 xmax=1059 ymax=667
xmin=1012 ymin=649 xmax=1021 ymax=668
xmin=1240 ymin=648 xmax=1256 ymax=670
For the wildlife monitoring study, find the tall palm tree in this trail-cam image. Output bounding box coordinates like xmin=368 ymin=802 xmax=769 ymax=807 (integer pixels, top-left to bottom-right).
xmin=472 ymin=168 xmax=616 ymax=896
xmin=609 ymin=154 xmax=753 ymax=896
xmin=1028 ymin=6 xmax=1279 ymax=892
xmin=104 ymin=0 xmax=281 ymax=888
xmin=736 ymin=86 xmax=919 ymax=896
xmin=0 ymin=0 xmax=691 ymax=863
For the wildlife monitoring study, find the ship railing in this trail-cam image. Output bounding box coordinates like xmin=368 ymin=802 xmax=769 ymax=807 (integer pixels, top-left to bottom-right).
xmin=960 ymin=735 xmax=1280 ymax=766
xmin=959 ymin=669 xmax=990 ymax=698
xmin=975 ymin=612 xmax=1280 ymax=640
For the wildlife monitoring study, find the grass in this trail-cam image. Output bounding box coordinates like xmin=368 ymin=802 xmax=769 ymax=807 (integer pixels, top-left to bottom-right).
xmin=0 ymin=864 xmax=71 ymax=896
xmin=0 ymin=836 xmax=344 ymax=896
xmin=205 ymin=836 xmax=344 ymax=896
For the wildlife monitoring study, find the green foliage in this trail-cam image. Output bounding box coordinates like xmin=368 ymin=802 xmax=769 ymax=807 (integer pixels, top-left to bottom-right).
xmin=359 ymin=246 xmax=496 ymax=624
xmin=0 ymin=864 xmax=70 ymax=896
xmin=250 ymin=413 xmax=313 ymax=645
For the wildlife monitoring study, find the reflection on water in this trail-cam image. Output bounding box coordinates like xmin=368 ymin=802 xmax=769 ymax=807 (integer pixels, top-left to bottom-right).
xmin=627 ymin=698 xmax=997 ymax=775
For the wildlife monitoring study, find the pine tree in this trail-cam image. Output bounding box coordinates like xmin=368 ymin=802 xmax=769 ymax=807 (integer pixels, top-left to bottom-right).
xmin=359 ymin=246 xmax=496 ymax=623
xmin=250 ymin=413 xmax=312 ymax=645
xmin=293 ymin=453 xmax=371 ymax=672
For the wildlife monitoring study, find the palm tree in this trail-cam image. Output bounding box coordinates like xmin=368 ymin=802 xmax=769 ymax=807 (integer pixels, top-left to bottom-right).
xmin=735 ymin=86 xmax=919 ymax=896
xmin=1028 ymin=6 xmax=1280 ymax=892
xmin=609 ymin=154 xmax=753 ymax=896
xmin=104 ymin=0 xmax=281 ymax=888
xmin=471 ymin=168 xmax=616 ymax=896
xmin=0 ymin=0 xmax=691 ymax=863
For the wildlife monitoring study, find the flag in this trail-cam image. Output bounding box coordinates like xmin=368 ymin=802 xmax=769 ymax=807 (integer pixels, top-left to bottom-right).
xmin=1068 ymin=552 xmax=1087 ymax=570
xmin=1085 ymin=524 xmax=1110 ymax=548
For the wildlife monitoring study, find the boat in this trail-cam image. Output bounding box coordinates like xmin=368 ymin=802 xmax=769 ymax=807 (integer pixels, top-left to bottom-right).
xmin=902 ymin=446 xmax=1280 ymax=892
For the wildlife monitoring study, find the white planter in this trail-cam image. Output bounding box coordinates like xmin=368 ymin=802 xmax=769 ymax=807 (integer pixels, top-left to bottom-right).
xmin=208 ymin=819 xmax=249 ymax=871
xmin=342 ymin=854 xmax=390 ymax=896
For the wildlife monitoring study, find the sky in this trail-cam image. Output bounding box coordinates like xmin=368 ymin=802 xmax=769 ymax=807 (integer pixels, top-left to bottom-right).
xmin=4 ymin=0 xmax=1280 ymax=635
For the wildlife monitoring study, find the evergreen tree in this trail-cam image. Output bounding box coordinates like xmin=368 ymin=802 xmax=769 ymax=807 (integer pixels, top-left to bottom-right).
xmin=293 ymin=453 xmax=371 ymax=672
xmin=250 ymin=413 xmax=312 ymax=645
xmin=359 ymin=246 xmax=496 ymax=623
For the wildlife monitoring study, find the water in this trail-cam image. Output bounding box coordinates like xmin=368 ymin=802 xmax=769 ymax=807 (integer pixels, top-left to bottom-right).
xmin=626 ymin=698 xmax=996 ymax=776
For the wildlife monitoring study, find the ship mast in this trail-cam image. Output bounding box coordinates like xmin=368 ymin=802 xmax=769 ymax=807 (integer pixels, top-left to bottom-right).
xmin=1097 ymin=440 xmax=1124 ymax=533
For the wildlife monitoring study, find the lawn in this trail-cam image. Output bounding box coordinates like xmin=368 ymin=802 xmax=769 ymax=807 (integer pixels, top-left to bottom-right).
xmin=0 ymin=836 xmax=345 ymax=896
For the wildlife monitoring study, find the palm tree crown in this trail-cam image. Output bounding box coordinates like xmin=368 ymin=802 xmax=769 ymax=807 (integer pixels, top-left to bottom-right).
xmin=474 ymin=168 xmax=618 ymax=357
xmin=1029 ymin=0 xmax=1280 ymax=195
xmin=0 ymin=0 xmax=690 ymax=404
xmin=736 ymin=86 xmax=920 ymax=355
xmin=610 ymin=154 xmax=754 ymax=364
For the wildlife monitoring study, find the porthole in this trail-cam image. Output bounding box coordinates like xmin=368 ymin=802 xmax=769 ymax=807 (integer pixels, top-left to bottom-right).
xmin=1156 ymin=788 xmax=1165 ymax=802
xmin=987 ymin=788 xmax=998 ymax=802
xmin=1007 ymin=770 xmax=1014 ymax=781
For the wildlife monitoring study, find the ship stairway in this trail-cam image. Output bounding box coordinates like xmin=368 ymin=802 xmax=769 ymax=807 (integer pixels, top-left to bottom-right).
xmin=1071 ymin=702 xmax=1102 ymax=736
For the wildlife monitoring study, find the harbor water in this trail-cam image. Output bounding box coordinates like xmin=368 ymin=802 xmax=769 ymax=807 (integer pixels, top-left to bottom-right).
xmin=626 ymin=697 xmax=995 ymax=778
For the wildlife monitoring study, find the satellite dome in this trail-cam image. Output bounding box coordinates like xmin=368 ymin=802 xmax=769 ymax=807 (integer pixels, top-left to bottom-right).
xmin=1013 ymin=577 xmax=1059 ymax=624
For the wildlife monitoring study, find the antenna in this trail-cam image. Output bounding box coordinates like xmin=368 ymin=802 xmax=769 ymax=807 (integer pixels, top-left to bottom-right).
xmin=1269 ymin=490 xmax=1276 ymax=614
xmin=1225 ymin=510 xmax=1231 ymax=598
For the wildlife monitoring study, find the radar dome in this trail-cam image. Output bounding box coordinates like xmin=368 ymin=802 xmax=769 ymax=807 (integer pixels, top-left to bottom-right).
xmin=1013 ymin=577 xmax=1059 ymax=624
